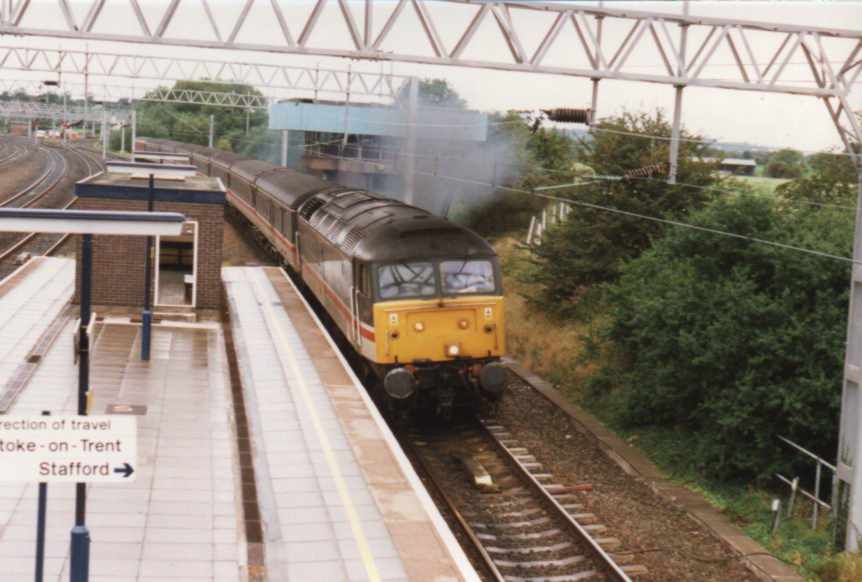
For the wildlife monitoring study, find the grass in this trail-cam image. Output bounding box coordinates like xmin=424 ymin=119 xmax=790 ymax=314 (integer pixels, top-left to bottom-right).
xmin=495 ymin=230 xmax=860 ymax=581
xmin=606 ymin=424 xmax=838 ymax=580
xmin=737 ymin=174 xmax=791 ymax=196
xmin=494 ymin=236 xmax=596 ymax=394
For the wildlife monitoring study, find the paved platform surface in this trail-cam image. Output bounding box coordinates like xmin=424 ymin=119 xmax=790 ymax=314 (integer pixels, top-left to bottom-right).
xmin=0 ymin=260 xmax=247 ymax=582
xmin=0 ymin=257 xmax=73 ymax=390
xmin=224 ymin=266 xmax=477 ymax=582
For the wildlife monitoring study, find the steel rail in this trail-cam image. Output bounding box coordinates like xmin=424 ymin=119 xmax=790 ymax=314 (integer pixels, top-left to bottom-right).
xmin=477 ymin=418 xmax=633 ymax=582
xmin=0 ymin=144 xmax=99 ymax=265
xmin=400 ymin=436 xmax=506 ymax=582
xmin=0 ymin=146 xmax=60 ymax=208
xmin=0 ymin=197 xmax=77 ymax=264
xmin=0 ymin=142 xmax=103 ymax=264
xmin=0 ymin=142 xmax=36 ymax=166
xmin=403 ymin=417 xmax=635 ymax=582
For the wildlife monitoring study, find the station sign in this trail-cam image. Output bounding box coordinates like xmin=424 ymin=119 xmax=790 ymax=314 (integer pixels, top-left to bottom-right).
xmin=0 ymin=415 xmax=137 ymax=483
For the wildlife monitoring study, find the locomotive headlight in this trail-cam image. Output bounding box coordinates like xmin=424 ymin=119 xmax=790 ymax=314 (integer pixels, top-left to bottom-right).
xmin=447 ymin=344 xmax=460 ymax=357
xmin=413 ymin=322 xmax=425 ymax=332
xmin=458 ymin=319 xmax=469 ymax=330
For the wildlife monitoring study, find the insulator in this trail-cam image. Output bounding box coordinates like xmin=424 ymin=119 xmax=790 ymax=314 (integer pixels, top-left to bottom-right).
xmin=624 ymin=163 xmax=667 ymax=179
xmin=543 ymin=108 xmax=590 ymax=124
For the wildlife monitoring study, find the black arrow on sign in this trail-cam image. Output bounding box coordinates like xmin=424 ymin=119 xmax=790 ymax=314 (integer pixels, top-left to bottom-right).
xmin=113 ymin=463 xmax=134 ymax=478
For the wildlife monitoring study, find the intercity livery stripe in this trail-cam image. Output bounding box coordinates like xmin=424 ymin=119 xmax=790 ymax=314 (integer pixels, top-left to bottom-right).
xmin=227 ymin=189 xmax=299 ymax=262
xmin=302 ymin=262 xmax=376 ymax=342
xmin=227 ymin=188 xmax=375 ymax=343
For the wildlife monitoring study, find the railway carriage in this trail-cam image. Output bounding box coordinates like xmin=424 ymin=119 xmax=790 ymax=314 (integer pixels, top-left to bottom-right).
xmin=136 ymin=138 xmax=507 ymax=415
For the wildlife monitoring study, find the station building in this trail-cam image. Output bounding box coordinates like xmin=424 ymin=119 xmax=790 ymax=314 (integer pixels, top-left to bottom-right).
xmin=73 ymin=170 xmax=225 ymax=312
xmin=269 ymin=99 xmax=490 ymax=210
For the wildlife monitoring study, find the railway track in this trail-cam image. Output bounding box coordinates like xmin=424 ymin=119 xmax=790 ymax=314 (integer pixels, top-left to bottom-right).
xmin=406 ymin=417 xmax=645 ymax=582
xmin=1 ymin=145 xmax=67 ymax=208
xmin=0 ymin=138 xmax=37 ymax=166
xmin=0 ymin=143 xmax=104 ymax=278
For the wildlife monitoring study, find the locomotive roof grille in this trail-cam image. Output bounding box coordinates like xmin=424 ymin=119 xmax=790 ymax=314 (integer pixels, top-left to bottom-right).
xmin=299 ymin=196 xmax=326 ymax=220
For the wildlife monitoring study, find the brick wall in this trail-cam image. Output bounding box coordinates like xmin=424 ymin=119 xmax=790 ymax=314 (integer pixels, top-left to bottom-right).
xmin=74 ymin=198 xmax=224 ymax=310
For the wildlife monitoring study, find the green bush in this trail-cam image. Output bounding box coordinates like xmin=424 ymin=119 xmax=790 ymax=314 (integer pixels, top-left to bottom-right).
xmin=526 ymin=111 xmax=721 ymax=316
xmin=590 ymin=193 xmax=852 ymax=479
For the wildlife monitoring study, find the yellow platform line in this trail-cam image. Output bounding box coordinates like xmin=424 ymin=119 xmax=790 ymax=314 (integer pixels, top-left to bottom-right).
xmin=251 ymin=274 xmax=381 ymax=582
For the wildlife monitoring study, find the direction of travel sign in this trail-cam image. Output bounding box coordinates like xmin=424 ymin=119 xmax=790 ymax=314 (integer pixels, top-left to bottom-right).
xmin=0 ymin=415 xmax=137 ymax=483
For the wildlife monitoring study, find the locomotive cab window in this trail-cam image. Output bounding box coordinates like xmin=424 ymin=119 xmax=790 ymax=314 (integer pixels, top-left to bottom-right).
xmin=377 ymin=262 xmax=437 ymax=300
xmin=441 ymin=260 xmax=496 ymax=295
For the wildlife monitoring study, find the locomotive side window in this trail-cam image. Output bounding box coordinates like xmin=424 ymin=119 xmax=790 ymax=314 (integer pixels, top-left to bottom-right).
xmin=440 ymin=260 xmax=495 ymax=295
xmin=377 ymin=262 xmax=436 ymax=299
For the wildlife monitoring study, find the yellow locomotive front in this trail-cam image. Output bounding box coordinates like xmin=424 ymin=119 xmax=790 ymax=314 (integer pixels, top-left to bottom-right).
xmin=367 ymin=258 xmax=508 ymax=413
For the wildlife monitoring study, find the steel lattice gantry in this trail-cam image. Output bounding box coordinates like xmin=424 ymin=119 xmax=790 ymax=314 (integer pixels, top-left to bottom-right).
xmin=0 ymin=1 xmax=859 ymax=144
xmin=0 ymin=80 xmax=273 ymax=110
xmin=0 ymin=99 xmax=128 ymax=123
xmin=0 ymin=44 xmax=410 ymax=102
xmin=3 ymin=0 xmax=862 ymax=551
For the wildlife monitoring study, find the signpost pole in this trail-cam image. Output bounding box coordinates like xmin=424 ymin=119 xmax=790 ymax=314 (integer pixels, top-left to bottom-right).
xmin=34 ymin=410 xmax=49 ymax=582
xmin=70 ymin=234 xmax=92 ymax=582
xmin=141 ymin=174 xmax=155 ymax=361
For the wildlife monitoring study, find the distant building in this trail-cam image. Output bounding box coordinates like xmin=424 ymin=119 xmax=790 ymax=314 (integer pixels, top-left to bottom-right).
xmin=268 ymin=99 xmax=488 ymax=194
xmin=701 ymin=157 xmax=757 ymax=176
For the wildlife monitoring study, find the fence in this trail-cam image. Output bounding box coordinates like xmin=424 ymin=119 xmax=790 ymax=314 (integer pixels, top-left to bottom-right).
xmin=525 ymin=201 xmax=571 ymax=246
xmin=776 ymin=436 xmax=837 ymax=529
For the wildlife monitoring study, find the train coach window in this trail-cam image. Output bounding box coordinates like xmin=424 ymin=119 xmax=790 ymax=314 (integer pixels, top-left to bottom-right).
xmin=441 ymin=260 xmax=495 ymax=295
xmin=377 ymin=262 xmax=436 ymax=300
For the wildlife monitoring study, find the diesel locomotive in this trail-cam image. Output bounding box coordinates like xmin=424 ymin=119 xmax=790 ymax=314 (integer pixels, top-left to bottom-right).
xmin=137 ymin=138 xmax=508 ymax=415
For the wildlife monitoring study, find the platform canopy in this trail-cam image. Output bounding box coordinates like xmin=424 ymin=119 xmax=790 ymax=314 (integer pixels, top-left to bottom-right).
xmin=269 ymin=100 xmax=488 ymax=142
xmin=0 ymin=208 xmax=186 ymax=236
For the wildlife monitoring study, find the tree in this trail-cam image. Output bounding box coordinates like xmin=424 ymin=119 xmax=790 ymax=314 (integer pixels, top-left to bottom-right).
xmin=528 ymin=110 xmax=720 ymax=315
xmin=134 ymin=80 xmax=267 ymax=150
xmin=590 ymin=193 xmax=852 ymax=479
xmin=776 ymin=152 xmax=857 ymax=207
xmin=463 ymin=111 xmax=580 ymax=236
xmin=396 ymin=78 xmax=467 ymax=109
xmin=765 ymin=148 xmax=805 ymax=178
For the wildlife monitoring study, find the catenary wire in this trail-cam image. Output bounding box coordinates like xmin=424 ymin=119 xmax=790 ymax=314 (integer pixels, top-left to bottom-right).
xmin=413 ymin=169 xmax=860 ymax=266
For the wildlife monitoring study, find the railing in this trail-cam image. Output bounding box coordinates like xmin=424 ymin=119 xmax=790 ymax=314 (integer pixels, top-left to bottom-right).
xmin=776 ymin=436 xmax=838 ymax=529
xmin=526 ymin=201 xmax=571 ymax=246
xmin=304 ymin=142 xmax=397 ymax=164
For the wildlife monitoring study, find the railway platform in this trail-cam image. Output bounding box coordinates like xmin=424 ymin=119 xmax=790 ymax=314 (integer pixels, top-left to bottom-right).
xmin=223 ymin=266 xmax=477 ymax=582
xmin=0 ymin=258 xmax=247 ymax=581
xmin=0 ymin=257 xmax=478 ymax=581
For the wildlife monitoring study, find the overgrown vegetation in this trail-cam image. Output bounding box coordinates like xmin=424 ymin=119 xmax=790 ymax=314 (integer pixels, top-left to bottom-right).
xmin=464 ymin=111 xmax=582 ymax=237
xmin=485 ymin=106 xmax=859 ymax=578
xmin=586 ymin=194 xmax=851 ymax=479
xmin=529 ymin=111 xmax=720 ymax=317
xmin=111 ymin=80 xmax=274 ymax=160
xmin=766 ymin=148 xmax=807 ymax=178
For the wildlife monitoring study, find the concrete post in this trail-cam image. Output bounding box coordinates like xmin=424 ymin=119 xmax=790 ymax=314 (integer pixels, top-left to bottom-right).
xmin=120 ymin=123 xmax=125 ymax=153
xmin=669 ymin=88 xmax=684 ymax=184
xmin=836 ymin=157 xmax=862 ymax=551
xmin=669 ymin=3 xmax=690 ymax=185
xmin=130 ymin=109 xmax=137 ymax=158
xmin=590 ymin=14 xmax=603 ymax=124
xmin=281 ymin=129 xmax=288 ymax=167
xmin=403 ymin=77 xmax=419 ymax=205
xmin=101 ymin=111 xmax=107 ymax=160
xmin=208 ymin=114 xmax=214 ymax=148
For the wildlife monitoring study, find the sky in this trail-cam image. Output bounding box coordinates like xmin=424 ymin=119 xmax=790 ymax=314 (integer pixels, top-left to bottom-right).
xmin=0 ymin=0 xmax=860 ymax=152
